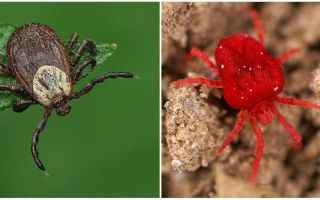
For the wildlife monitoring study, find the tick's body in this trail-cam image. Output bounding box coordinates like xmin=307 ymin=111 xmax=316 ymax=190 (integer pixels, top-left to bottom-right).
xmin=172 ymin=10 xmax=320 ymax=184
xmin=8 ymin=24 xmax=72 ymax=108
xmin=0 ymin=23 xmax=134 ymax=172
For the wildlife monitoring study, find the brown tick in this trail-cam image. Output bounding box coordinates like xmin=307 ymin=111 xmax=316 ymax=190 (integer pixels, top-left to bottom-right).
xmin=172 ymin=10 xmax=320 ymax=184
xmin=0 ymin=23 xmax=133 ymax=173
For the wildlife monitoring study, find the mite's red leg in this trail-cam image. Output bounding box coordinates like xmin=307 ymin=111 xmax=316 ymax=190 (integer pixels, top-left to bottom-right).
xmin=217 ymin=111 xmax=246 ymax=154
xmin=182 ymin=47 xmax=219 ymax=75
xmin=171 ymin=77 xmax=222 ymax=88
xmin=269 ymin=104 xmax=302 ymax=149
xmin=277 ymin=48 xmax=300 ymax=65
xmin=249 ymin=116 xmax=264 ymax=185
xmin=274 ymin=96 xmax=320 ymax=110
xmin=249 ymin=10 xmax=264 ymax=46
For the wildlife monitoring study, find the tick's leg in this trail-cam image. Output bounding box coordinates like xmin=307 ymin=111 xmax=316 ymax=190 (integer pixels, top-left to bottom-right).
xmin=277 ymin=48 xmax=300 ymax=65
xmin=67 ymin=32 xmax=79 ymax=50
xmin=269 ymin=104 xmax=302 ymax=149
xmin=13 ymin=99 xmax=37 ymax=113
xmin=72 ymin=72 xmax=134 ymax=99
xmin=31 ymin=108 xmax=52 ymax=172
xmin=72 ymin=59 xmax=97 ymax=83
xmin=171 ymin=77 xmax=222 ymax=88
xmin=249 ymin=116 xmax=264 ymax=185
xmin=71 ymin=39 xmax=97 ymax=67
xmin=274 ymin=96 xmax=320 ymax=110
xmin=249 ymin=10 xmax=264 ymax=46
xmin=182 ymin=47 xmax=219 ymax=75
xmin=217 ymin=111 xmax=246 ymax=154
xmin=0 ymin=84 xmax=26 ymax=94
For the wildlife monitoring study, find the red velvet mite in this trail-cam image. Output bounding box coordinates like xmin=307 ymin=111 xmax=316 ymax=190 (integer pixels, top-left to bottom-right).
xmin=0 ymin=23 xmax=133 ymax=173
xmin=172 ymin=10 xmax=320 ymax=184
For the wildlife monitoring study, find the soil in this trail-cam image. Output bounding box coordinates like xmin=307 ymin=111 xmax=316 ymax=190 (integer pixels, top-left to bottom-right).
xmin=162 ymin=2 xmax=320 ymax=197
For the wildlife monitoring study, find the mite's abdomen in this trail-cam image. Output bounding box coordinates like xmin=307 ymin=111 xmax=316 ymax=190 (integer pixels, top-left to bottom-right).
xmin=214 ymin=34 xmax=284 ymax=109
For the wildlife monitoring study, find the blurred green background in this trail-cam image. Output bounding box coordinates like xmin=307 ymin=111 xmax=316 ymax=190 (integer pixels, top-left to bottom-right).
xmin=0 ymin=2 xmax=159 ymax=197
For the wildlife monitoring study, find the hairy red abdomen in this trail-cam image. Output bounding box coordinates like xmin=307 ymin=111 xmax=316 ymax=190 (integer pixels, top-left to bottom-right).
xmin=214 ymin=34 xmax=284 ymax=109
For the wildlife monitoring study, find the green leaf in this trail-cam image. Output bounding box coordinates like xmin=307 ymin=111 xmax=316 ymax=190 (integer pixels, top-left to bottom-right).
xmin=95 ymin=43 xmax=117 ymax=65
xmin=0 ymin=24 xmax=17 ymax=66
xmin=69 ymin=41 xmax=117 ymax=80
xmin=0 ymin=23 xmax=117 ymax=111
xmin=0 ymin=24 xmax=28 ymax=111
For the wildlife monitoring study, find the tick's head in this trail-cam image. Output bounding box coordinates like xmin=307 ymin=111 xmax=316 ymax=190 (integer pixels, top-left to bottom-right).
xmin=56 ymin=103 xmax=71 ymax=116
xmin=53 ymin=96 xmax=71 ymax=116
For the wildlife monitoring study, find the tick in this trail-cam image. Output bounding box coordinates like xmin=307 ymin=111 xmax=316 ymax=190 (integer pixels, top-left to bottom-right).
xmin=0 ymin=23 xmax=133 ymax=173
xmin=171 ymin=10 xmax=320 ymax=184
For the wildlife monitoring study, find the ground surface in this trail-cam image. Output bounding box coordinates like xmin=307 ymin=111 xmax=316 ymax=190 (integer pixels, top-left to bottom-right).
xmin=162 ymin=2 xmax=320 ymax=197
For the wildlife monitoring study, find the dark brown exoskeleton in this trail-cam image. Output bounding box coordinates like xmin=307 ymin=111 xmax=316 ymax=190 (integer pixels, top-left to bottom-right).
xmin=0 ymin=23 xmax=133 ymax=173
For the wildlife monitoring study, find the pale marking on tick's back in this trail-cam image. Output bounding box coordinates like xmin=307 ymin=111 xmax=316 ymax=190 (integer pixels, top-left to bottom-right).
xmin=35 ymin=31 xmax=45 ymax=48
xmin=33 ymin=65 xmax=71 ymax=106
